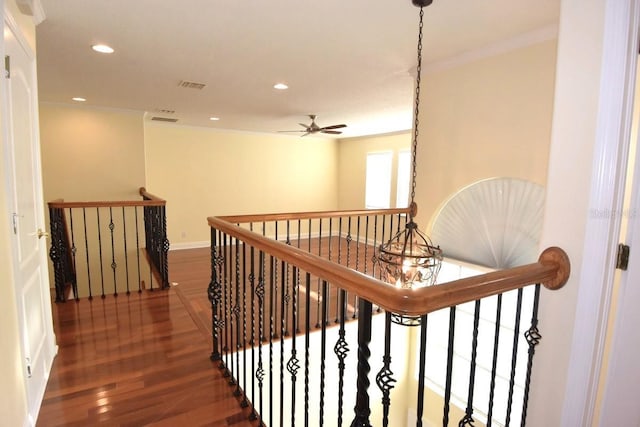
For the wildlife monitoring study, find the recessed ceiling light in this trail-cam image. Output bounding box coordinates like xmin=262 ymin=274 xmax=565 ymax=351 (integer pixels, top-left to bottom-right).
xmin=209 ymin=117 xmax=220 ymax=121
xmin=273 ymin=83 xmax=288 ymax=90
xmin=91 ymin=44 xmax=114 ymax=54
xmin=72 ymin=97 xmax=86 ymax=102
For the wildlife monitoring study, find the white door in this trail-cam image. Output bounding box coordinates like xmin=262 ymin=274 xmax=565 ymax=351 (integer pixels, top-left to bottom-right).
xmin=3 ymin=17 xmax=56 ymax=425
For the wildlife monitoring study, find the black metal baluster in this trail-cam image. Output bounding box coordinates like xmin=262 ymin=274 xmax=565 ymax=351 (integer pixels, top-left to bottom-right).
xmin=249 ymin=231 xmax=258 ymax=420
xmin=363 ymin=216 xmax=370 ymax=277
xmin=96 ymin=208 xmax=106 ymax=298
xmin=487 ymin=294 xmax=503 ymax=426
xmin=284 ymin=220 xmax=291 ymax=337
xmin=160 ymin=205 xmax=169 ymax=289
xmin=279 ymin=259 xmax=286 ymax=427
xmin=273 ymin=223 xmax=279 ymax=340
xmin=134 ymin=207 xmax=142 ymax=293
xmin=460 ymin=300 xmax=482 ymax=426
xmin=443 ymin=307 xmax=457 ymax=427
xmin=506 ymin=289 xmax=524 ymax=427
xmin=521 ymin=285 xmax=542 ymax=427
xmin=296 ymin=219 xmax=302 ymax=334
xmin=315 ymin=219 xmax=321 ymax=330
xmin=83 ymin=208 xmax=93 ymax=299
xmin=335 ymin=288 xmax=350 ymax=427
xmin=48 ymin=207 xmax=65 ymax=302
xmin=350 ymin=298 xmax=373 ymax=427
xmin=304 ymin=272 xmax=311 ymax=427
xmin=68 ymin=209 xmax=79 ymax=299
xmin=376 ymin=312 xmax=397 ymax=427
xmin=416 ymin=314 xmax=429 ymax=427
xmin=109 ymin=207 xmax=118 ymax=297
xmin=256 ymin=250 xmax=266 ymax=425
xmin=319 ymin=219 xmax=330 ymax=326
xmin=222 ymin=234 xmax=231 ymax=377
xmin=319 ymin=280 xmax=328 ymax=427
xmin=336 ymin=217 xmax=343 ymax=323
xmin=233 ymin=238 xmax=241 ymax=392
xmin=269 ymin=255 xmax=275 ymax=427
xmin=355 ymin=216 xmax=361 ymax=273
xmin=241 ymin=240 xmax=249 ymax=409
xmin=208 ymin=228 xmax=222 ymax=362
xmin=287 ymin=266 xmax=301 ymax=427
xmin=121 ymin=207 xmax=131 ymax=295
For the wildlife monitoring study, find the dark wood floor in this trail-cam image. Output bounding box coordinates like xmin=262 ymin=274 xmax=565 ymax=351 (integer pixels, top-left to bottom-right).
xmin=37 ymin=248 xmax=255 ymax=427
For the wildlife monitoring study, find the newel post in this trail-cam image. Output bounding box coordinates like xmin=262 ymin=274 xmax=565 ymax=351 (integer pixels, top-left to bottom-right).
xmin=350 ymin=298 xmax=374 ymax=427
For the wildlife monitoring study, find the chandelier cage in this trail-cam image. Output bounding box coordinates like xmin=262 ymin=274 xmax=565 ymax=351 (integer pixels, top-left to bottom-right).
xmin=376 ymin=0 xmax=443 ymax=291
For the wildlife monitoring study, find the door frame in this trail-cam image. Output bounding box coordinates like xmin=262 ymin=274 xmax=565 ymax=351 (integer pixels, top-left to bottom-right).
xmin=560 ymin=0 xmax=640 ymax=425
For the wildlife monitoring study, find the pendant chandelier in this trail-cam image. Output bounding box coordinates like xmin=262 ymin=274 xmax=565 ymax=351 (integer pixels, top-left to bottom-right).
xmin=377 ymin=0 xmax=442 ymax=289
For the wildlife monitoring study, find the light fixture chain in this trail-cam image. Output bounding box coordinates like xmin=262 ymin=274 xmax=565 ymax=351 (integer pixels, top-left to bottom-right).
xmin=410 ymin=7 xmax=424 ymax=212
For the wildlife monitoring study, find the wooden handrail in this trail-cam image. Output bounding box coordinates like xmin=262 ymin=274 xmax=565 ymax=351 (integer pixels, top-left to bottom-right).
xmin=208 ymin=216 xmax=570 ymax=316
xmin=217 ymin=206 xmax=412 ymax=224
xmin=48 ymin=188 xmax=165 ymax=208
xmin=139 ymin=187 xmax=166 ymax=203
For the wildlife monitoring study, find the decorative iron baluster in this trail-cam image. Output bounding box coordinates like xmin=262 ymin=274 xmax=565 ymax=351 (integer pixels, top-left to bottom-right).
xmin=460 ymin=300 xmax=482 ymax=426
xmin=160 ymin=205 xmax=170 ymax=289
xmin=287 ymin=266 xmax=301 ymax=426
xmin=296 ymin=219 xmax=302 ymax=334
xmin=83 ymin=208 xmax=93 ymax=299
xmin=241 ymin=240 xmax=249 ymax=408
xmin=121 ymin=207 xmax=130 ymax=295
xmin=248 ymin=232 xmax=258 ymax=420
xmin=350 ymin=298 xmax=373 ymax=427
xmin=304 ymin=272 xmax=311 ymax=427
xmin=48 ymin=206 xmax=66 ymax=302
xmin=376 ymin=312 xmax=396 ymax=427
xmin=268 ymin=255 xmax=275 ymax=427
xmin=96 ymin=208 xmax=106 ymax=298
xmin=134 ymin=207 xmax=142 ymax=293
xmin=222 ymin=233 xmax=231 ymax=376
xmin=416 ymin=314 xmax=428 ymax=427
xmin=208 ymin=228 xmax=222 ymax=362
xmin=336 ymin=217 xmax=343 ymax=323
xmin=232 ymin=238 xmax=241 ymax=391
xmin=68 ymin=208 xmax=78 ymax=299
xmin=521 ymin=284 xmax=542 ymax=426
xmin=273 ymin=223 xmax=279 ymax=340
xmin=284 ymin=220 xmax=291 ymax=337
xmin=487 ymin=294 xmax=504 ymax=426
xmin=443 ymin=307 xmax=457 ymax=427
xmin=256 ymin=250 xmax=266 ymax=425
xmin=335 ymin=288 xmax=350 ymax=426
xmin=506 ymin=289 xmax=524 ymax=427
xmin=319 ymin=280 xmax=328 ymax=427
xmin=109 ymin=207 xmax=118 ymax=297
xmin=279 ymin=259 xmax=286 ymax=425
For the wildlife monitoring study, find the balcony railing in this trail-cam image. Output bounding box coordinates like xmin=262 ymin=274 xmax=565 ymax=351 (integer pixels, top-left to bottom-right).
xmin=47 ymin=187 xmax=170 ymax=302
xmin=207 ymin=207 xmax=570 ymax=426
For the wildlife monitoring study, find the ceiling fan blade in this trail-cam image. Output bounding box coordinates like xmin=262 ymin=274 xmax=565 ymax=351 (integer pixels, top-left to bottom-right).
xmin=301 ymin=132 xmax=311 ymax=137
xmin=299 ymin=123 xmax=309 ymax=128
xmin=320 ymin=124 xmax=347 ymax=130
xmin=278 ymin=130 xmax=307 ymax=133
xmin=321 ymin=130 xmax=342 ymax=135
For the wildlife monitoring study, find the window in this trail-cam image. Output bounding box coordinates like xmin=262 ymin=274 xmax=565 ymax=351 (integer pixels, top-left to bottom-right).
xmin=396 ymin=150 xmax=411 ymax=208
xmin=365 ymin=152 xmax=392 ymax=209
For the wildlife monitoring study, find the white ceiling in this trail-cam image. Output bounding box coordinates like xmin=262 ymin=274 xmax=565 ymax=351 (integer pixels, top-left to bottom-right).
xmin=35 ymin=0 xmax=560 ymax=138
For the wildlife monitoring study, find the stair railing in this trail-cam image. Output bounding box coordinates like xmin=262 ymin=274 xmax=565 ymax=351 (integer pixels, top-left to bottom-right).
xmin=208 ymin=208 xmax=570 ymax=427
xmin=47 ymin=187 xmax=170 ymax=301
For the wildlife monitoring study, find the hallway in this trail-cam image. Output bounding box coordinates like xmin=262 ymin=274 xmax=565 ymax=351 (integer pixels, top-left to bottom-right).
xmin=37 ymin=248 xmax=254 ymax=426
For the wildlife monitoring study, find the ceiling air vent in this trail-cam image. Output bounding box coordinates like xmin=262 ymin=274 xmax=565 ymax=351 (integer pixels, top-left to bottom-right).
xmin=178 ymin=80 xmax=206 ymax=90
xmin=151 ymin=116 xmax=179 ymax=123
xmin=156 ymin=108 xmax=176 ymax=114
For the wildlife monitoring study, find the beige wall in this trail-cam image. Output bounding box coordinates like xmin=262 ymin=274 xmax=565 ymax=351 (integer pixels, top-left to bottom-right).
xmin=1 ymin=1 xmax=34 ymax=425
xmin=414 ymin=40 xmax=557 ymax=230
xmin=39 ymin=103 xmax=146 ymax=201
xmin=144 ymin=123 xmax=339 ymax=246
xmin=337 ymin=132 xmax=410 ymax=210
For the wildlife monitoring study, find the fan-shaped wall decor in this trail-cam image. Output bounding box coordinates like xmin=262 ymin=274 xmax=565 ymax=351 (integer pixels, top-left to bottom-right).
xmin=430 ymin=178 xmax=545 ymax=269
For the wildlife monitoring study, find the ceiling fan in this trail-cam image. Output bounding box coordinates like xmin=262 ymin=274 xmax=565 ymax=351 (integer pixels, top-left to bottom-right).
xmin=279 ymin=115 xmax=347 ymax=136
